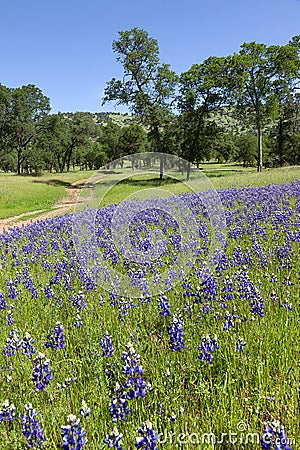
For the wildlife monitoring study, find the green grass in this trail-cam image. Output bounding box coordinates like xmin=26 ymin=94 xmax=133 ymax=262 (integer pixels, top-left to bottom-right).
xmin=0 ymin=171 xmax=94 ymax=219
xmin=202 ymin=163 xmax=300 ymax=189
xmin=0 ymin=178 xmax=299 ymax=448
xmin=1 ymin=165 xmax=300 ymax=220
xmin=86 ymin=164 xmax=300 ymax=210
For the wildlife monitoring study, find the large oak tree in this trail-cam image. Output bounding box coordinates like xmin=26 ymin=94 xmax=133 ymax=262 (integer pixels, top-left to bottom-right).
xmin=229 ymin=40 xmax=300 ymax=172
xmin=102 ymin=27 xmax=178 ymax=178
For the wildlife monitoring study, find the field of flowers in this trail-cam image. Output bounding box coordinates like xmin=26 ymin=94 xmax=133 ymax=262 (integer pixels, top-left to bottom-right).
xmin=0 ymin=180 xmax=299 ymax=449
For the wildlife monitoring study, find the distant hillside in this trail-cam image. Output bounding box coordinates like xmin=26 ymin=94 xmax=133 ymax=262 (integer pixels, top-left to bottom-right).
xmin=93 ymin=112 xmax=136 ymax=127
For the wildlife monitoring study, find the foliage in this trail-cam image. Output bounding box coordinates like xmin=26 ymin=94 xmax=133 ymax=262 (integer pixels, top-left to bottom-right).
xmin=229 ymin=39 xmax=300 ymax=172
xmin=0 ymin=84 xmax=51 ymax=174
xmin=102 ymin=27 xmax=178 ymax=177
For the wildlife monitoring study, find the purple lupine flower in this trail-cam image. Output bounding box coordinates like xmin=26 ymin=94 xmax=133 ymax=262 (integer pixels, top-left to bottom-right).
xmin=158 ymin=295 xmax=171 ymax=317
xmin=261 ymin=421 xmax=292 ymax=450
xmin=198 ymin=335 xmax=219 ymax=364
xmin=236 ymin=337 xmax=246 ymax=352
xmin=100 ymin=332 xmax=114 ymax=357
xmin=5 ymin=307 xmax=15 ymax=326
xmin=125 ymin=376 xmax=148 ymax=400
xmin=121 ymin=343 xmax=150 ymax=399
xmin=0 ymin=399 xmax=16 ymax=423
xmin=157 ymin=403 xmax=164 ymax=416
xmin=135 ymin=421 xmax=159 ymax=449
xmin=20 ymin=403 xmax=46 ymax=448
xmin=250 ymin=294 xmax=265 ymax=317
xmin=104 ymin=427 xmax=123 ymax=449
xmin=122 ymin=343 xmax=144 ymax=378
xmin=70 ymin=292 xmax=86 ymax=310
xmin=45 ymin=322 xmax=66 ymax=349
xmin=109 ymin=383 xmax=130 ymax=422
xmin=223 ymin=310 xmax=239 ymax=331
xmin=0 ymin=291 xmax=8 ymax=310
xmin=21 ymin=332 xmax=37 ymax=358
xmin=74 ymin=314 xmax=84 ymax=327
xmin=61 ymin=414 xmax=87 ymax=450
xmin=44 ymin=284 xmax=55 ymax=299
xmin=168 ymin=315 xmax=186 ymax=352
xmin=6 ymin=280 xmax=19 ymax=300
xmin=22 ymin=267 xmax=38 ymax=299
xmin=118 ymin=298 xmax=136 ymax=321
xmin=32 ymin=353 xmax=53 ymax=392
xmin=3 ymin=329 xmax=21 ymax=357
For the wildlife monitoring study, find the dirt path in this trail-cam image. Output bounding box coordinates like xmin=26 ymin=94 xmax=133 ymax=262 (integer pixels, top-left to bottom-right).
xmin=0 ymin=179 xmax=91 ymax=234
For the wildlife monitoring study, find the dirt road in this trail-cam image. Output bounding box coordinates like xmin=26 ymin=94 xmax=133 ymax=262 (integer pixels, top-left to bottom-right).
xmin=0 ymin=180 xmax=86 ymax=234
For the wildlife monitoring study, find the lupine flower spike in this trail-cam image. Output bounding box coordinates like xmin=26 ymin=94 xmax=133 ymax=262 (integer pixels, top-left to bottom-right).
xmin=104 ymin=427 xmax=123 ymax=449
xmin=61 ymin=414 xmax=87 ymax=450
xmin=136 ymin=421 xmax=159 ymax=449
xmin=32 ymin=353 xmax=53 ymax=392
xmin=20 ymin=403 xmax=46 ymax=448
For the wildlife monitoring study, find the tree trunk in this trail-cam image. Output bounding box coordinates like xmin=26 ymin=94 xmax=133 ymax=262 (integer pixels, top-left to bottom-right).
xmin=159 ymin=155 xmax=164 ymax=180
xmin=17 ymin=149 xmax=23 ymax=175
xmin=186 ymin=161 xmax=191 ymax=181
xmin=277 ymin=117 xmax=284 ymax=167
xmin=153 ymin=124 xmax=164 ymax=179
xmin=257 ymin=126 xmax=263 ymax=172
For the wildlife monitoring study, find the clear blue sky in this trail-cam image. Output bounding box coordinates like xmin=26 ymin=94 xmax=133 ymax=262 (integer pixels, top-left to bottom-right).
xmin=1 ymin=0 xmax=299 ymax=113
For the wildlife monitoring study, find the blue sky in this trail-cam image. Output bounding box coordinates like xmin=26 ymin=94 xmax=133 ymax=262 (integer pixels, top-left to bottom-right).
xmin=1 ymin=0 xmax=299 ymax=113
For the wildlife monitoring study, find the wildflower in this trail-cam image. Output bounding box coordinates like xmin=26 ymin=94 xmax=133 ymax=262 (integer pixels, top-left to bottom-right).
xmin=5 ymin=306 xmax=14 ymax=326
xmin=32 ymin=353 xmax=53 ymax=392
xmin=118 ymin=298 xmax=136 ymax=321
xmin=21 ymin=332 xmax=37 ymax=358
xmin=158 ymin=295 xmax=171 ymax=317
xmin=0 ymin=399 xmax=16 ymax=423
xmin=57 ymin=377 xmax=77 ymax=389
xmin=80 ymin=400 xmax=91 ymax=419
xmin=157 ymin=403 xmax=164 ymax=415
xmin=198 ymin=335 xmax=219 ymax=364
xmin=250 ymin=294 xmax=265 ymax=317
xmin=122 ymin=343 xmax=149 ymax=399
xmin=44 ymin=284 xmax=55 ymax=299
xmin=74 ymin=314 xmax=84 ymax=327
xmin=6 ymin=281 xmax=19 ymax=300
xmin=0 ymin=291 xmax=8 ymax=310
xmin=236 ymin=337 xmax=246 ymax=353
xmin=109 ymin=383 xmax=130 ymax=422
xmin=3 ymin=329 xmax=21 ymax=357
xmin=61 ymin=414 xmax=87 ymax=450
xmin=135 ymin=421 xmax=159 ymax=449
xmin=168 ymin=315 xmax=186 ymax=352
xmin=70 ymin=292 xmax=86 ymax=310
xmin=261 ymin=421 xmax=291 ymax=449
xmin=104 ymin=427 xmax=123 ymax=449
xmin=100 ymin=332 xmax=114 ymax=357
xmin=45 ymin=322 xmax=66 ymax=349
xmin=223 ymin=310 xmax=239 ymax=331
xmin=20 ymin=403 xmax=46 ymax=448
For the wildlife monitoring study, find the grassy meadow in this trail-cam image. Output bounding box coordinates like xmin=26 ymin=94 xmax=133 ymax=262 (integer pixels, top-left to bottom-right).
xmin=0 ymin=171 xmax=95 ymax=220
xmin=1 ymin=164 xmax=300 ymax=219
xmin=0 ymin=164 xmax=299 ymax=449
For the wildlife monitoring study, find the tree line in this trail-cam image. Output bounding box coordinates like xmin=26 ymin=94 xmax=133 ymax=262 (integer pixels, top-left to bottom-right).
xmin=0 ymin=29 xmax=299 ymax=175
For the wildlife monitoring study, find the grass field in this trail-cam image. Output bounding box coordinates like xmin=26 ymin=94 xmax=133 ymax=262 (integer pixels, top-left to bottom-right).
xmin=0 ymin=171 xmax=95 ymax=219
xmin=0 ymin=163 xmax=299 ymax=448
xmin=1 ymin=164 xmax=299 ymax=220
